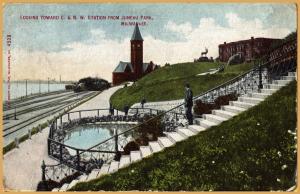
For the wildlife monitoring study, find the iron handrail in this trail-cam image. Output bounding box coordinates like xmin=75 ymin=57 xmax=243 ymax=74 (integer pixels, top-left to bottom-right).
xmin=60 ymin=41 xmax=297 ymax=157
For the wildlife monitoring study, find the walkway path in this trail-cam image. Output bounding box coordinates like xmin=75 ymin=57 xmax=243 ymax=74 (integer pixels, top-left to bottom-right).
xmin=3 ymin=86 xmax=123 ymax=191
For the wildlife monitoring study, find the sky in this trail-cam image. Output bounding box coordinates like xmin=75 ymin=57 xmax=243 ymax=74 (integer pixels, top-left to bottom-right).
xmin=3 ymin=3 xmax=297 ymax=82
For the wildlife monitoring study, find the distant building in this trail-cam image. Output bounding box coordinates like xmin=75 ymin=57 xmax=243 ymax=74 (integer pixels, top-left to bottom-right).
xmin=218 ymin=37 xmax=281 ymax=63
xmin=112 ymin=24 xmax=158 ymax=85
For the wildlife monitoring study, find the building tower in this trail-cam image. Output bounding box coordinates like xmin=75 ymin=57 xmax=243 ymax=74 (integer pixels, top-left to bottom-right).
xmin=131 ymin=23 xmax=143 ymax=79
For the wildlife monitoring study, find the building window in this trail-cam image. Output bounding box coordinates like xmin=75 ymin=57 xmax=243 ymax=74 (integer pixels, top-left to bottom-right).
xmin=137 ymin=44 xmax=140 ymax=47
xmin=132 ymin=45 xmax=135 ymax=48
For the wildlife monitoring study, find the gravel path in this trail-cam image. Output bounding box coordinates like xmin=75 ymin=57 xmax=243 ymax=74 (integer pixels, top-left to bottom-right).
xmin=3 ymin=86 xmax=122 ymax=191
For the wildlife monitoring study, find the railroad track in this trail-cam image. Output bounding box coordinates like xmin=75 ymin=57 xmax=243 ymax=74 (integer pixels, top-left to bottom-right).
xmin=3 ymin=89 xmax=68 ymax=109
xmin=3 ymin=91 xmax=99 ymax=138
xmin=3 ymin=91 xmax=73 ymax=111
xmin=3 ymin=91 xmax=89 ymax=119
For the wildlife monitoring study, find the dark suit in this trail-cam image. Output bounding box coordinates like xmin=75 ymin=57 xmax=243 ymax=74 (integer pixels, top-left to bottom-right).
xmin=184 ymin=88 xmax=193 ymax=125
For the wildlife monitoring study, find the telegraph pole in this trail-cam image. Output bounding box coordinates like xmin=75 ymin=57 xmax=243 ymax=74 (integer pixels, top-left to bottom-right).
xmin=39 ymin=80 xmax=41 ymax=94
xmin=25 ymin=79 xmax=28 ymax=97
xmin=48 ymin=77 xmax=50 ymax=93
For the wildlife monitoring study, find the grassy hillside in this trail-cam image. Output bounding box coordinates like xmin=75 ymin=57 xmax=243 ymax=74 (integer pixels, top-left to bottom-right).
xmin=70 ymin=81 xmax=296 ymax=191
xmin=110 ymin=62 xmax=254 ymax=110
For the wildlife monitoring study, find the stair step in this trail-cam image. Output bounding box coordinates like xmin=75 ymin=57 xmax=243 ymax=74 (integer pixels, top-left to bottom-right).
xmin=98 ymin=164 xmax=110 ymax=177
xmin=195 ymin=118 xmax=218 ymax=128
xmin=59 ymin=183 xmax=69 ymax=192
xmin=87 ymin=169 xmax=100 ymax=181
xmin=108 ymin=161 xmax=119 ymax=173
xmin=222 ymin=105 xmax=246 ymax=114
xmin=130 ymin=150 xmax=142 ymax=162
xmin=158 ymin=136 xmax=175 ymax=148
xmin=238 ymin=96 xmax=263 ymax=104
xmin=282 ymin=75 xmax=296 ymax=80
xmin=288 ymin=72 xmax=296 ymax=76
xmin=119 ymin=155 xmax=131 ymax=168
xmin=264 ymin=83 xmax=285 ymax=89
xmin=166 ymin=132 xmax=186 ymax=143
xmin=67 ymin=180 xmax=79 ymax=190
xmin=212 ymin=109 xmax=236 ymax=119
xmin=260 ymin=88 xmax=277 ymax=94
xmin=248 ymin=92 xmax=271 ymax=99
xmin=149 ymin=141 xmax=163 ymax=153
xmin=177 ymin=128 xmax=196 ymax=137
xmin=229 ymin=101 xmax=256 ymax=109
xmin=140 ymin=146 xmax=152 ymax=158
xmin=78 ymin=174 xmax=88 ymax=182
xmin=274 ymin=79 xmax=291 ymax=85
xmin=203 ymin=114 xmax=227 ymax=124
xmin=188 ymin=125 xmax=207 ymax=133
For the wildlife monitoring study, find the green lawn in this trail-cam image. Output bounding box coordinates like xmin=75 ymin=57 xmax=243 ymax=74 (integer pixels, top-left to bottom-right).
xmin=70 ymin=81 xmax=296 ymax=191
xmin=110 ymin=62 xmax=254 ymax=110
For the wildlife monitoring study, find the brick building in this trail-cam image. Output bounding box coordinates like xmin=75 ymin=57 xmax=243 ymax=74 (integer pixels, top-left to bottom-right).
xmin=112 ymin=24 xmax=157 ymax=85
xmin=218 ymin=37 xmax=281 ymax=62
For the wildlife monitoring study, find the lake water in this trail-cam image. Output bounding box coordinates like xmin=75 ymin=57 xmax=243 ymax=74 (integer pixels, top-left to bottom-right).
xmin=2 ymin=82 xmax=66 ymax=102
xmin=64 ymin=123 xmax=136 ymax=151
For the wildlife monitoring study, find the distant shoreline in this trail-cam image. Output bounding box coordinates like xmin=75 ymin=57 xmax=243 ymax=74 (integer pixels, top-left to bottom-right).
xmin=2 ymin=80 xmax=74 ymax=84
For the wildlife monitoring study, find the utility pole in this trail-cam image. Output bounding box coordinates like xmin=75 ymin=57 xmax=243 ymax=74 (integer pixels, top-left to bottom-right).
xmin=48 ymin=77 xmax=50 ymax=93
xmin=25 ymin=79 xmax=28 ymax=97
xmin=39 ymin=80 xmax=41 ymax=94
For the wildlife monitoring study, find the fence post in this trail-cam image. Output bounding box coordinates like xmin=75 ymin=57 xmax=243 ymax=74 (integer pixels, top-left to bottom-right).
xmin=47 ymin=139 xmax=51 ymax=155
xmin=116 ymin=109 xmax=118 ymax=116
xmin=114 ymin=129 xmax=118 ymax=153
xmin=60 ymin=116 xmax=62 ymax=126
xmin=79 ymin=111 xmax=81 ymax=119
xmin=41 ymin=160 xmax=46 ymax=182
xmin=76 ymin=150 xmax=80 ymax=170
xmin=97 ymin=109 xmax=100 ymax=117
xmin=259 ymin=64 xmax=263 ymax=89
xmin=59 ymin=144 xmax=63 ymax=162
xmin=68 ymin=113 xmax=70 ymax=121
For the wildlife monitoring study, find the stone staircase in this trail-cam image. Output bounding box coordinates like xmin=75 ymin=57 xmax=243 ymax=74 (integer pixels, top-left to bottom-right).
xmin=52 ymin=72 xmax=296 ymax=191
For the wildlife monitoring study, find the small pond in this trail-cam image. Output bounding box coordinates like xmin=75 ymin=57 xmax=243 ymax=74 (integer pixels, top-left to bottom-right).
xmin=64 ymin=123 xmax=136 ymax=150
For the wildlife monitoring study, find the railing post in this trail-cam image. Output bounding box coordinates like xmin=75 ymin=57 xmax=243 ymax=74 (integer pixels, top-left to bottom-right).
xmin=114 ymin=129 xmax=118 ymax=153
xmin=41 ymin=160 xmax=46 ymax=182
xmin=68 ymin=113 xmax=70 ymax=121
xmin=97 ymin=109 xmax=100 ymax=117
xmin=79 ymin=111 xmax=81 ymax=119
xmin=47 ymin=139 xmax=51 ymax=155
xmin=259 ymin=64 xmax=263 ymax=89
xmin=55 ymin=119 xmax=58 ymax=130
xmin=59 ymin=144 xmax=63 ymax=162
xmin=116 ymin=109 xmax=118 ymax=116
xmin=60 ymin=116 xmax=62 ymax=126
xmin=76 ymin=149 xmax=80 ymax=170
xmin=150 ymin=109 xmax=152 ymax=115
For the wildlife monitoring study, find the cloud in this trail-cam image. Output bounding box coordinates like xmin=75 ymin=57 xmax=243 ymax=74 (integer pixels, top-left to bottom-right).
xmin=6 ymin=13 xmax=292 ymax=82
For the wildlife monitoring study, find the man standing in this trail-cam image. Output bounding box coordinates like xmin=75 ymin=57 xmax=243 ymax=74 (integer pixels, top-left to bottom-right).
xmin=184 ymin=83 xmax=193 ymax=125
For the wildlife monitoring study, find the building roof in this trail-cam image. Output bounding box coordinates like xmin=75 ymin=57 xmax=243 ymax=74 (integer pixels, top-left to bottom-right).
xmin=131 ymin=23 xmax=143 ymax=41
xmin=143 ymin=63 xmax=150 ymax=72
xmin=113 ymin=61 xmax=133 ymax=73
xmin=219 ymin=37 xmax=281 ymax=47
